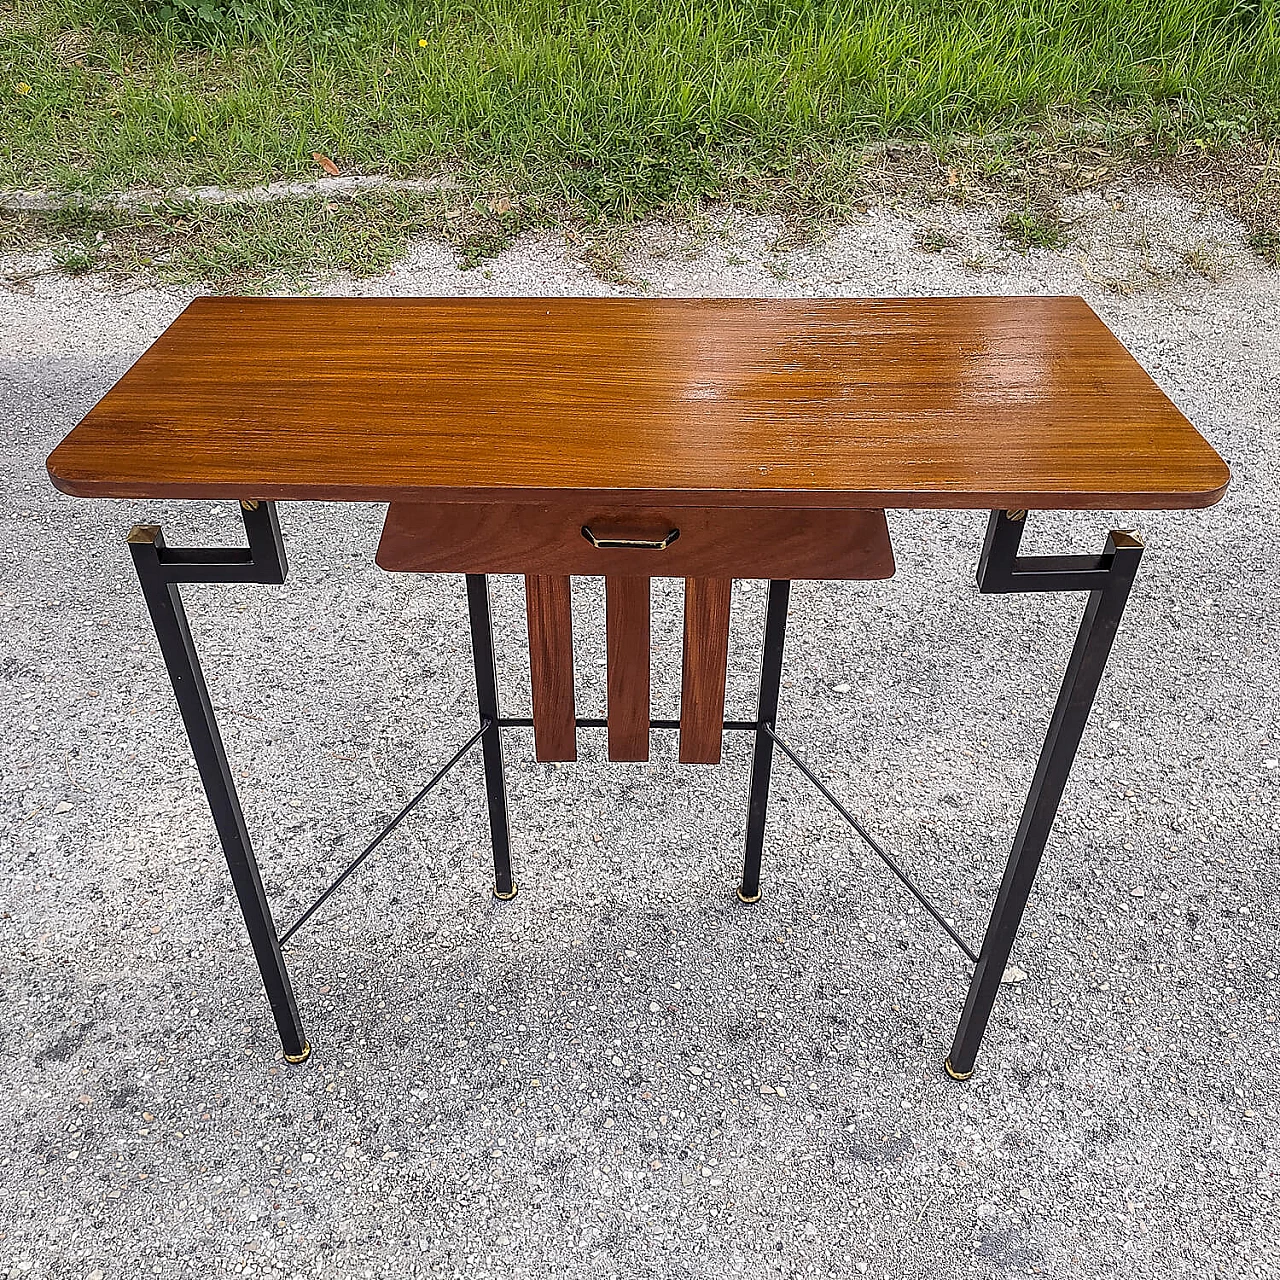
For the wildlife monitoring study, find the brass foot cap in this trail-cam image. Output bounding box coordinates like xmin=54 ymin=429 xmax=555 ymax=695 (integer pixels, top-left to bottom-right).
xmin=284 ymin=1041 xmax=312 ymax=1065
xmin=736 ymin=887 xmax=761 ymax=905
xmin=943 ymin=1056 xmax=974 ymax=1082
xmin=493 ymin=882 xmax=518 ymax=901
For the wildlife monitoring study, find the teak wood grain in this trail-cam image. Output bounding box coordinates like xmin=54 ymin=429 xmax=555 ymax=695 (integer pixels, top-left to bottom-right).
xmin=605 ymin=577 xmax=651 ymax=762
xmin=47 ymin=296 xmax=1229 ymax=510
xmin=524 ymin=575 xmax=576 ymax=762
xmin=680 ymin=578 xmax=733 ymax=765
xmin=375 ymin=502 xmax=896 ymax=580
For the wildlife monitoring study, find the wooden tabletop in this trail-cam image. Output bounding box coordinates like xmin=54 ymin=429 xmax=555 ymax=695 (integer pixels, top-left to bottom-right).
xmin=47 ymin=296 xmax=1228 ymax=510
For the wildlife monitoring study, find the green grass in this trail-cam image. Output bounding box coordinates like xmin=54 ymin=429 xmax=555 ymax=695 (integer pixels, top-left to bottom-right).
xmin=0 ymin=188 xmax=508 ymax=286
xmin=1000 ymin=207 xmax=1066 ymax=251
xmin=2 ymin=0 xmax=1279 ymax=216
xmin=913 ymin=226 xmax=959 ymax=253
xmin=1251 ymin=225 xmax=1280 ymax=263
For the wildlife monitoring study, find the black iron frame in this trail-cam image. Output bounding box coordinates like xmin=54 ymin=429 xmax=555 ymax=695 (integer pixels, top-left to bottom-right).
xmin=128 ymin=503 xmax=1141 ymax=1078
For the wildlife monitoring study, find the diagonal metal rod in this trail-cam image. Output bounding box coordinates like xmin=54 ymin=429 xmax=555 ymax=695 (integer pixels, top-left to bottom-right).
xmin=764 ymin=726 xmax=979 ymax=964
xmin=277 ymin=722 xmax=489 ymax=946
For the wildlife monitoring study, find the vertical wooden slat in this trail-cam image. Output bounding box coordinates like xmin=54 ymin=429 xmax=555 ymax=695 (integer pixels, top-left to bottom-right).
xmin=606 ymin=576 xmax=651 ymax=762
xmin=680 ymin=577 xmax=733 ymax=764
xmin=524 ymin=574 xmax=576 ymax=762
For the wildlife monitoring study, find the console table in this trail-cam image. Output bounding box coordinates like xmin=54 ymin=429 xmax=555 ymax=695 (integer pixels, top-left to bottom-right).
xmin=46 ymin=296 xmax=1229 ymax=1079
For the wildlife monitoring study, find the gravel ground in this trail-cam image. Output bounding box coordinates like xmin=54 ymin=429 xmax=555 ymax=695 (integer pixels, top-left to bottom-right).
xmin=1 ymin=188 xmax=1278 ymax=1279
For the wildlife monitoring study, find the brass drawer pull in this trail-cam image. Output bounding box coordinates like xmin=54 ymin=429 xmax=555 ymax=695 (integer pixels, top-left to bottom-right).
xmin=581 ymin=525 xmax=680 ymax=551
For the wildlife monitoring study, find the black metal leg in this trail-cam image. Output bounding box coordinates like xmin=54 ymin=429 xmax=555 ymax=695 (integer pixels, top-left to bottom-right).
xmin=946 ymin=515 xmax=1144 ymax=1079
xmin=465 ymin=574 xmax=516 ymax=899
xmin=739 ymin=579 xmax=791 ymax=903
xmin=128 ymin=507 xmax=309 ymax=1062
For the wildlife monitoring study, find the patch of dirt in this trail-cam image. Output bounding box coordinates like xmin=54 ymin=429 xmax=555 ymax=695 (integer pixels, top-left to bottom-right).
xmin=0 ymin=140 xmax=1276 ymax=289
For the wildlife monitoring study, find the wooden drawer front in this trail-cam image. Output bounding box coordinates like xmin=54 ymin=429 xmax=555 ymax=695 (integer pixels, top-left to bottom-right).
xmin=376 ymin=502 xmax=894 ymax=580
